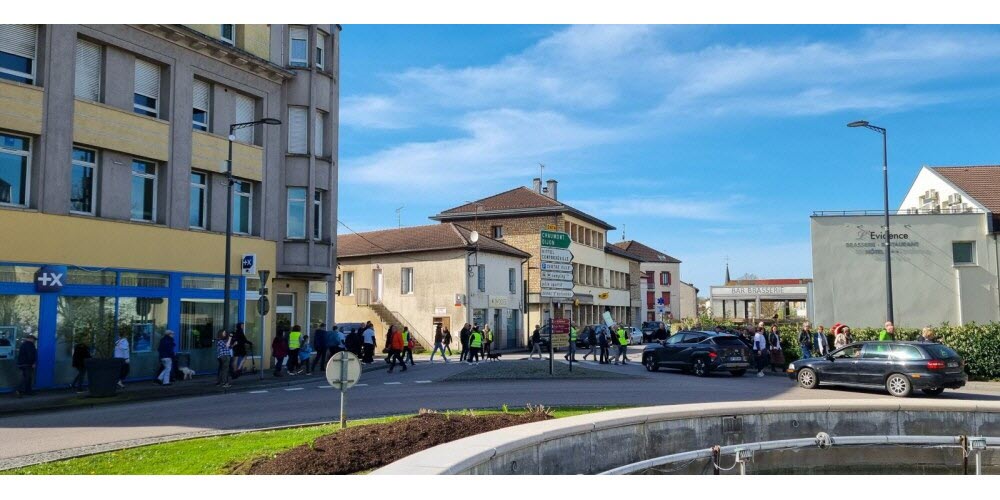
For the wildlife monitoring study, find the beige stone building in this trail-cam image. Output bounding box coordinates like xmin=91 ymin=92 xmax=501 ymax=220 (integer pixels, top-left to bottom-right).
xmin=679 ymin=280 xmax=699 ymax=320
xmin=612 ymin=240 xmax=682 ymax=323
xmin=334 ymin=224 xmax=529 ymax=350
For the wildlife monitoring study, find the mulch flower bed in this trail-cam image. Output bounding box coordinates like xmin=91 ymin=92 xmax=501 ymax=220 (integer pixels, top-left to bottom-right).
xmin=236 ymin=410 xmax=552 ymax=475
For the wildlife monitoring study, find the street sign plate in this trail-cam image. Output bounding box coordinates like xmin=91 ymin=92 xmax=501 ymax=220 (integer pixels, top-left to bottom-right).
xmin=540 ymin=230 xmax=571 ymax=249
xmin=540 ymin=262 xmax=572 ymax=272
xmin=541 ymin=271 xmax=573 ymax=281
xmin=540 ymin=247 xmax=572 ymax=263
xmin=552 ymin=319 xmax=571 ymax=334
xmin=325 ymin=351 xmax=362 ymax=390
xmin=541 ymin=280 xmax=573 ymax=290
xmin=241 ymin=254 xmax=257 ymax=276
xmin=551 ymin=333 xmax=569 ymax=348
xmin=540 ymin=289 xmax=574 ymax=299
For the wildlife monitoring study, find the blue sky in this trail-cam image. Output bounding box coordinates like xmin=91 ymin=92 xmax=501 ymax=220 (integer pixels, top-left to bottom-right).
xmin=337 ymin=24 xmax=1000 ymax=294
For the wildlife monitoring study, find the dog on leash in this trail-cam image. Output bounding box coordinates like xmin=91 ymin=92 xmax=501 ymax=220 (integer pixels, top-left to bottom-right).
xmin=486 ymin=352 xmax=502 ymax=361
xmin=178 ymin=367 xmax=196 ymax=380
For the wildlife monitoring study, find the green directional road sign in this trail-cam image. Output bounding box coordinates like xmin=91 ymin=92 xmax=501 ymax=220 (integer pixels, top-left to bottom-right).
xmin=540 ymin=230 xmax=571 ymax=249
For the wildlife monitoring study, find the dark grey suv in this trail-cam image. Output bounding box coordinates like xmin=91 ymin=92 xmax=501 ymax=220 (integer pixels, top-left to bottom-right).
xmin=787 ymin=341 xmax=967 ymax=397
xmin=642 ymin=330 xmax=751 ymax=377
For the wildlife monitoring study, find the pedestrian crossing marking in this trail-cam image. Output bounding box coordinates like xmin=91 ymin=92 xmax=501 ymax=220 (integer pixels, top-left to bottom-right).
xmin=284 ymin=387 xmax=304 ymax=391
xmin=415 ymin=380 xmax=432 ymax=384
xmin=318 ymin=385 xmax=333 ymax=389
xmin=249 ymin=390 xmax=268 ymax=394
xmin=355 ymin=383 xmax=368 ymax=387
xmin=384 ymin=382 xmax=402 ymax=385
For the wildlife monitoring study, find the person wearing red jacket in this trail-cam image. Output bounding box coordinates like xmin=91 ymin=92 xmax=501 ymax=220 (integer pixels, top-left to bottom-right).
xmin=386 ymin=325 xmax=408 ymax=373
xmin=271 ymin=328 xmax=289 ymax=377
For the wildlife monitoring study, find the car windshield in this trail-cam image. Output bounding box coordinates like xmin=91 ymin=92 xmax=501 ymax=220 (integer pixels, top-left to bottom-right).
xmin=832 ymin=345 xmax=862 ymax=359
xmin=924 ymin=344 xmax=959 ymax=359
xmin=665 ymin=334 xmax=685 ymax=345
xmin=712 ymin=337 xmax=746 ymax=346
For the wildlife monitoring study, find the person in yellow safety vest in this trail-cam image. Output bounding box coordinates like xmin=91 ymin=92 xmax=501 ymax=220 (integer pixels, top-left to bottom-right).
xmin=483 ymin=324 xmax=493 ymax=358
xmin=564 ymin=324 xmax=578 ymax=362
xmin=287 ymin=325 xmax=304 ymax=374
xmin=613 ymin=325 xmax=630 ymax=365
xmin=467 ymin=326 xmax=483 ymax=365
xmin=401 ymin=327 xmax=415 ymax=366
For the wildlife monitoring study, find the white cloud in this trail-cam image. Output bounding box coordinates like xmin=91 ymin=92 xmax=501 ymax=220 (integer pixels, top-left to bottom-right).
xmin=565 ymin=196 xmax=743 ymax=222
xmin=340 ymin=95 xmax=411 ymax=129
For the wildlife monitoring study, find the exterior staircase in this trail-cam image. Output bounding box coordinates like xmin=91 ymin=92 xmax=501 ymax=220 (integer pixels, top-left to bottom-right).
xmin=366 ymin=301 xmax=430 ymax=353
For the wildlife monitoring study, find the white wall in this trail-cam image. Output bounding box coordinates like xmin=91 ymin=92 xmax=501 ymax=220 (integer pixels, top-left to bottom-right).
xmin=899 ymin=167 xmax=988 ymax=213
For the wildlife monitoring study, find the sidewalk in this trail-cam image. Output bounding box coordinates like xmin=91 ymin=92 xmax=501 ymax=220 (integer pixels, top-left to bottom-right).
xmin=1 ymin=361 xmax=387 ymax=417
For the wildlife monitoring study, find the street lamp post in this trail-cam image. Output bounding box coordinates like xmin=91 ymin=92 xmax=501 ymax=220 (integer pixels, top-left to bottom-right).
xmin=847 ymin=120 xmax=894 ymax=324
xmin=224 ymin=118 xmax=281 ymax=337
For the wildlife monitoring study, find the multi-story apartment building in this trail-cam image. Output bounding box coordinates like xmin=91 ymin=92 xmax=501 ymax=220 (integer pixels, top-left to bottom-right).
xmin=0 ymin=24 xmax=340 ymax=391
xmin=612 ymin=240 xmax=681 ymax=323
xmin=431 ymin=178 xmax=643 ymax=339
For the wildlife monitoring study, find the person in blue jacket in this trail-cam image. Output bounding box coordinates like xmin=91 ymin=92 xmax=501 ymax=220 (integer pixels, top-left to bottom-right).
xmin=157 ymin=330 xmax=176 ymax=385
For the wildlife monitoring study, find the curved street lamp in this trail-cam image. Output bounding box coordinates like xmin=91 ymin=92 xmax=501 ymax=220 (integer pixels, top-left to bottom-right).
xmin=847 ymin=120 xmax=893 ymax=324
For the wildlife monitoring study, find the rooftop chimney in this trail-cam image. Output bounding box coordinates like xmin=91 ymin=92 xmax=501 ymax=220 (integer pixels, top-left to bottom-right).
xmin=545 ymin=179 xmax=558 ymax=200
xmin=532 ymin=177 xmax=542 ymax=194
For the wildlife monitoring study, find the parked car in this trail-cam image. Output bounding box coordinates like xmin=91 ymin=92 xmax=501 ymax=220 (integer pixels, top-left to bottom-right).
xmin=787 ymin=341 xmax=967 ymax=397
xmin=642 ymin=330 xmax=751 ymax=377
xmin=641 ymin=321 xmax=662 ymax=342
xmin=627 ymin=327 xmax=644 ymax=345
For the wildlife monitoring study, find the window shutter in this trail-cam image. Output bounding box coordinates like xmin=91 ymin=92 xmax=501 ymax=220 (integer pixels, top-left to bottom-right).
xmin=74 ymin=39 xmax=101 ymax=101
xmin=0 ymin=24 xmax=37 ymax=59
xmin=288 ymin=107 xmax=307 ymax=153
xmin=233 ymin=93 xmax=255 ymax=143
xmin=134 ymin=59 xmax=160 ymax=99
xmin=192 ymin=79 xmax=210 ymax=111
xmin=313 ymin=112 xmax=324 ymax=156
xmin=290 ymin=26 xmax=308 ymax=42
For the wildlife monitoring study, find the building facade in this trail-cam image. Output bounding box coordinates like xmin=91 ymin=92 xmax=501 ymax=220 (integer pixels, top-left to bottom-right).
xmin=0 ymin=24 xmax=340 ymax=391
xmin=334 ymin=224 xmax=528 ymax=350
xmin=710 ymin=279 xmax=812 ymax=322
xmin=679 ymin=280 xmax=698 ymax=320
xmin=612 ymin=240 xmax=682 ymax=322
xmin=811 ymin=165 xmax=1000 ymax=328
xmin=431 ymin=179 xmax=643 ymax=338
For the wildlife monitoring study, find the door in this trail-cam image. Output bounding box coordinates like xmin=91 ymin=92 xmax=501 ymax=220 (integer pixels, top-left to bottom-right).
xmin=823 ymin=344 xmax=862 ymax=383
xmin=856 ymin=343 xmax=892 ymax=386
xmin=660 ymin=332 xmax=688 ymax=366
xmin=675 ymin=332 xmax=708 ymax=367
xmin=432 ymin=316 xmax=451 ymax=345
xmin=275 ymin=293 xmax=295 ymax=333
xmin=372 ymin=269 xmax=383 ymax=303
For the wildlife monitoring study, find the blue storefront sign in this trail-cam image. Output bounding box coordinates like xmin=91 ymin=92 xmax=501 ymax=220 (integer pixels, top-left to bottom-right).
xmin=34 ymin=265 xmax=67 ymax=293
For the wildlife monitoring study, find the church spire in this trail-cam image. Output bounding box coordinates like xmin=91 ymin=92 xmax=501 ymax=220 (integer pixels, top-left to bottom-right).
xmin=724 ymin=257 xmax=731 ymax=284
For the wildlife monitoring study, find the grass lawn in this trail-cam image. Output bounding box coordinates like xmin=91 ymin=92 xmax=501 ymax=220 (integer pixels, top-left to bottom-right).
xmin=5 ymin=406 xmax=624 ymax=475
xmin=444 ymin=361 xmax=631 ymax=381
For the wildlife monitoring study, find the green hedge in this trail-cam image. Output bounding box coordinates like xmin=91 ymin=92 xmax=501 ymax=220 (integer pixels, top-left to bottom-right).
xmin=691 ymin=317 xmax=1000 ymax=381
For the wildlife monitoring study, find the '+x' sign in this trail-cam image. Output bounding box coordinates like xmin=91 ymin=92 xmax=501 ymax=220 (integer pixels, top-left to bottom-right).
xmin=37 ymin=272 xmax=64 ymax=287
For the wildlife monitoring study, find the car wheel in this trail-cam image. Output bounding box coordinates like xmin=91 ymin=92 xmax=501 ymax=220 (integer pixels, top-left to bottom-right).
xmin=730 ymin=369 xmax=746 ymax=377
xmin=797 ymin=368 xmax=818 ymax=389
xmin=644 ymin=355 xmax=659 ymax=372
xmin=922 ymin=387 xmax=945 ymax=396
xmin=692 ymin=358 xmax=708 ymax=377
xmin=886 ymin=374 xmax=912 ymax=397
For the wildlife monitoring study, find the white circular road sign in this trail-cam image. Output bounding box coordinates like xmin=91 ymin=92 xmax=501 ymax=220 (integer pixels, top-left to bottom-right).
xmin=325 ymin=351 xmax=362 ymax=390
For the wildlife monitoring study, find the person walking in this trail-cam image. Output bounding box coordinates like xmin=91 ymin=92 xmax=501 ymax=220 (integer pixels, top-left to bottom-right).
xmin=752 ymin=327 xmax=768 ymax=377
xmin=430 ymin=324 xmax=449 ymax=363
xmin=71 ymin=341 xmax=91 ymax=393
xmin=467 ymin=326 xmax=483 ymax=365
xmin=598 ymin=327 xmax=611 ymax=364
xmin=528 ymin=325 xmax=543 ymax=360
xmin=216 ymin=329 xmax=232 ymax=388
xmin=114 ymin=331 xmax=130 ymax=389
xmin=459 ymin=323 xmax=471 ymax=362
xmin=564 ymin=323 xmax=578 ymax=362
xmin=814 ymin=325 xmax=830 ymax=356
xmin=229 ymin=323 xmax=251 ymax=379
xmin=156 ymin=330 xmax=175 ymax=386
xmin=768 ymin=325 xmax=784 ymax=372
xmin=582 ymin=327 xmax=598 ymax=361
xmin=362 ymin=323 xmax=376 ymax=364
xmin=613 ymin=324 xmax=629 ymax=365
xmin=287 ymin=325 xmax=303 ymax=375
xmin=797 ymin=323 xmax=813 ymax=360
xmin=272 ymin=328 xmax=289 ymax=377
xmin=299 ymin=334 xmax=313 ymax=375
xmin=443 ymin=327 xmax=453 ymax=356
xmin=879 ymin=321 xmax=895 ymax=341
xmin=311 ymin=323 xmax=328 ymax=373
xmin=386 ymin=326 xmax=408 ymax=373
xmin=833 ymin=325 xmax=849 ymax=350
xmin=326 ymin=325 xmax=340 ymax=359
xmin=401 ymin=326 xmax=416 ymax=366
xmin=921 ymin=327 xmax=940 ymax=343
xmin=15 ymin=335 xmax=38 ymax=397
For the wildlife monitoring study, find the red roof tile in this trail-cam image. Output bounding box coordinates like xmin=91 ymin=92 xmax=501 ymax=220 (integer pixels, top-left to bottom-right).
xmin=932 ymin=165 xmax=1000 ymax=227
xmin=433 ymin=185 xmax=615 ymax=230
xmin=337 ymin=223 xmax=530 ymax=259
xmin=612 ymin=240 xmax=681 ymax=263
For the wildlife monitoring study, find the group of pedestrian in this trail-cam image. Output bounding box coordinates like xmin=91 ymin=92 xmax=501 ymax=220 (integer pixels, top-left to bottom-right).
xmin=429 ymin=324 xmax=453 ymax=363
xmin=526 ymin=322 xmax=631 ymax=365
xmin=384 ymin=324 xmax=412 ymax=372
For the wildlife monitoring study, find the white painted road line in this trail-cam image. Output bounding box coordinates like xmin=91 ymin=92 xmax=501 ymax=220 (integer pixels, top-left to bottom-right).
xmin=284 ymin=387 xmax=305 ymax=391
xmin=415 ymin=380 xmax=432 ymax=384
xmin=384 ymin=382 xmax=402 ymax=385
xmin=355 ymin=383 xmax=368 ymax=387
xmin=317 ymin=385 xmax=333 ymax=389
xmin=248 ymin=390 xmax=268 ymax=394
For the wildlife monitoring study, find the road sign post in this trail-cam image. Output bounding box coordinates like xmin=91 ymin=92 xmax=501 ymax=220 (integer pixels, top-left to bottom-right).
xmin=540 ymin=230 xmax=574 ymax=376
xmin=326 ymin=351 xmax=362 ymax=429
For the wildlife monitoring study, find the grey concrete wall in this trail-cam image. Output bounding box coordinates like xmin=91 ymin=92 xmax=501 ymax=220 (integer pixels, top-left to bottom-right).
xmin=811 ymin=213 xmax=1000 ymax=328
xmin=373 ymin=400 xmax=1000 ymax=475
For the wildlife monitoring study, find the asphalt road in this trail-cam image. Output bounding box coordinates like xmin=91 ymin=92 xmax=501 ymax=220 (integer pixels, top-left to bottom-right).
xmin=3 ymin=354 xmax=1000 ymax=467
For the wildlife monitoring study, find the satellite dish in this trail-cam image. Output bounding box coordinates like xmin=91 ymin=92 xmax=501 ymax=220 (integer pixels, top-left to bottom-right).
xmin=470 ymin=231 xmax=480 ymax=243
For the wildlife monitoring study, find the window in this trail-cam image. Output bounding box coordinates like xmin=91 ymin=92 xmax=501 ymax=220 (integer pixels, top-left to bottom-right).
xmin=130 ymin=159 xmax=156 ymax=221
xmin=189 ymin=171 xmax=208 ymax=229
xmin=509 ymin=268 xmax=516 ymax=293
xmin=862 ymin=343 xmax=891 ymax=360
xmin=289 ymin=27 xmax=309 ymax=67
xmin=314 ymin=111 xmax=326 ymax=156
xmin=891 ymin=344 xmax=924 ymax=361
xmin=74 ymin=39 xmax=102 ymax=101
xmin=192 ymin=79 xmax=210 ymax=131
xmin=233 ymin=180 xmax=252 ymax=234
xmin=953 ymin=241 xmax=976 ymax=266
xmin=313 ymin=190 xmax=323 ymax=240
xmin=316 ymin=32 xmax=326 ymax=70
xmin=0 ymin=133 xmax=30 ymax=206
xmin=401 ymin=267 xmax=414 ymax=294
xmin=133 ymin=59 xmax=160 ymax=117
xmin=478 ymin=264 xmax=486 ymax=292
xmin=660 ymin=271 xmax=671 ymax=286
xmin=0 ymin=25 xmax=37 ymax=84
xmin=70 ymin=147 xmax=97 ymax=215
xmin=491 ymin=225 xmax=503 ymax=239
xmin=343 ymin=271 xmax=354 ymax=296
xmin=220 ymin=24 xmax=236 ymax=46
xmin=646 ymin=291 xmax=655 ymax=309
xmin=233 ymin=93 xmax=255 ymax=143
xmin=287 ymin=106 xmax=308 ymax=153
xmin=662 ymin=292 xmax=671 ymax=305
xmin=286 ymin=187 xmax=307 ymax=239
